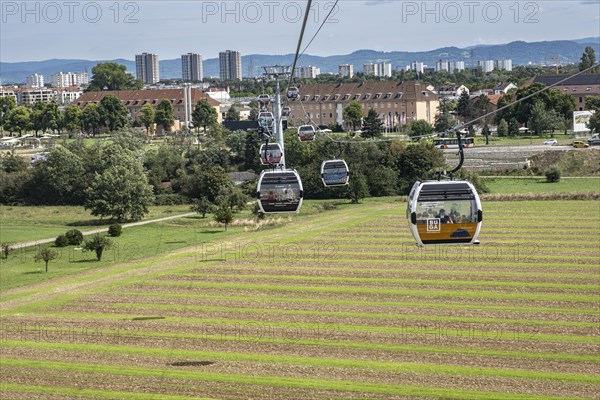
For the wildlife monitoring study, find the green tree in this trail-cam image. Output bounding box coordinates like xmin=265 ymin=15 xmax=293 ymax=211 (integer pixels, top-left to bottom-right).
xmin=34 ymin=247 xmax=58 ymax=273
xmin=248 ymin=99 xmax=259 ymax=121
xmin=579 ymin=46 xmax=599 ymax=73
xmin=81 ymin=104 xmax=103 ymax=136
xmin=7 ymin=106 xmax=31 ymax=136
xmin=456 ymin=90 xmax=471 ymax=120
xmin=139 ymin=103 xmax=155 ymax=134
xmin=215 ymin=185 xmax=248 ymax=212
xmin=155 ymin=99 xmax=175 ymax=133
xmin=508 ymin=117 xmax=520 ymax=136
xmin=99 ymin=94 xmax=128 ymax=132
xmin=84 ymin=145 xmax=154 ymax=221
xmin=361 ymin=109 xmax=384 ymax=138
xmin=30 ymin=101 xmax=47 ymax=136
xmin=348 ymin=171 xmax=368 ymax=204
xmin=43 ymin=100 xmax=61 ymax=133
xmin=587 ymin=110 xmax=600 ymax=133
xmin=434 ymin=97 xmax=455 ymax=133
xmin=529 ymin=99 xmax=562 ymax=135
xmin=225 ymin=105 xmax=240 ymax=121
xmin=87 ymin=62 xmax=142 ymax=91
xmin=213 ymin=203 xmax=234 ymax=231
xmin=62 ymin=104 xmax=82 ymax=134
xmin=83 ymin=234 xmax=113 ymax=261
xmin=343 ymin=101 xmax=363 ymax=131
xmin=0 ymin=96 xmax=16 ymax=134
xmin=406 ymin=119 xmax=433 ymax=138
xmin=40 ymin=146 xmax=87 ymax=204
xmin=191 ymin=196 xmax=214 ymax=218
xmin=497 ymin=118 xmax=508 ymax=137
xmin=584 ymin=95 xmax=600 ymax=111
xmin=192 ymin=99 xmax=218 ymax=134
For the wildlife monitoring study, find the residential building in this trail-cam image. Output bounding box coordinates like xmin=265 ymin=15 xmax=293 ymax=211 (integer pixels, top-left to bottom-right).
xmin=135 ymin=53 xmax=160 ymax=84
xmin=409 ymin=61 xmax=425 ymax=74
xmin=492 ymin=82 xmax=517 ymax=95
xmin=219 ymin=50 xmax=242 ymax=81
xmin=436 ymin=85 xmax=469 ymax=99
xmin=299 ymin=66 xmax=321 ymax=79
xmin=16 ymin=88 xmax=57 ymax=105
xmin=56 ymin=87 xmax=83 ymax=105
xmin=75 ymin=88 xmax=221 ymax=134
xmin=286 ymin=80 xmax=439 ymax=130
xmin=435 ymin=61 xmax=449 ymax=73
xmin=448 ymin=61 xmax=465 ymax=72
xmin=363 ymin=63 xmax=378 ymax=76
xmin=51 ymin=72 xmax=89 ymax=88
xmin=495 ymin=59 xmax=513 ymax=71
xmin=339 ymin=64 xmax=354 ymax=78
xmin=526 ymin=74 xmax=600 ymax=111
xmin=478 ymin=60 xmax=495 ymax=73
xmin=181 ymin=53 xmax=203 ymax=81
xmin=378 ymin=62 xmax=392 ymax=78
xmin=26 ymin=74 xmax=44 ymax=88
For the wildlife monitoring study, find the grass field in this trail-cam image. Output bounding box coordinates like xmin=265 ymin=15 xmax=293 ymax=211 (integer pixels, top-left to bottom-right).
xmin=483 ymin=177 xmax=600 ymax=194
xmin=0 ymin=204 xmax=193 ymax=244
xmin=1 ymin=199 xmax=599 ymax=399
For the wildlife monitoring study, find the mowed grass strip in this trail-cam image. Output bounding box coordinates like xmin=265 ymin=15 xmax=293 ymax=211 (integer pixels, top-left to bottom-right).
xmin=104 ymin=301 xmax=600 ymax=329
xmin=173 ymin=272 xmax=600 ymax=292
xmin=2 ymin=340 xmax=599 ymax=385
xmin=0 ymin=358 xmax=593 ymax=400
xmin=0 ymin=382 xmax=214 ymax=400
xmin=142 ymin=280 xmax=599 ymax=303
xmin=30 ymin=312 xmax=599 ymax=343
xmin=118 ymin=291 xmax=600 ymax=316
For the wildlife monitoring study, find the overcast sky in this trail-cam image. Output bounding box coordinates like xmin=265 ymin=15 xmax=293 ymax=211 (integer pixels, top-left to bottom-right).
xmin=1 ymin=0 xmax=599 ymax=62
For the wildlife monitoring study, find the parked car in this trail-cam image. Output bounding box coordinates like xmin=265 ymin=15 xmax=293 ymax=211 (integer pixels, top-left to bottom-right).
xmin=587 ymin=133 xmax=600 ymax=146
xmin=572 ymin=140 xmax=589 ymax=148
xmin=543 ymin=139 xmax=558 ymax=145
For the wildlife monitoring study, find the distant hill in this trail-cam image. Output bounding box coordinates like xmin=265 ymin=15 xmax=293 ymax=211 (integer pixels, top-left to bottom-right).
xmin=1 ymin=39 xmax=599 ymax=84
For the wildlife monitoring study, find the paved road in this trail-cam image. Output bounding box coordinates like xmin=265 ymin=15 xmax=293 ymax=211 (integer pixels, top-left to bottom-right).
xmin=12 ymin=212 xmax=196 ymax=250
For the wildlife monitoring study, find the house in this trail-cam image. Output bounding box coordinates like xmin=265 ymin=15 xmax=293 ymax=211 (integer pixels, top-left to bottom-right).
xmin=436 ymin=85 xmax=469 ymax=99
xmin=525 ymin=74 xmax=600 ymax=111
xmin=492 ymin=82 xmax=517 ymax=95
xmin=75 ymin=88 xmax=221 ymax=134
xmin=286 ymin=81 xmax=439 ymax=131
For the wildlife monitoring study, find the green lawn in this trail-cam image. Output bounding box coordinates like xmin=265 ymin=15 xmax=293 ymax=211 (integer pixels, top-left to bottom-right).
xmin=483 ymin=177 xmax=600 ymax=194
xmin=0 ymin=204 xmax=193 ymax=244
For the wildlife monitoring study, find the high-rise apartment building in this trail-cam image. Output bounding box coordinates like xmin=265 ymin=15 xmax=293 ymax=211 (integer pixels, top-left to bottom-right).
xmin=181 ymin=53 xmax=203 ymax=81
xmin=26 ymin=73 xmax=44 ymax=88
xmin=339 ymin=64 xmax=354 ymax=78
xmin=135 ymin=53 xmax=160 ymax=84
xmin=219 ymin=50 xmax=242 ymax=81
xmin=51 ymin=72 xmax=89 ymax=88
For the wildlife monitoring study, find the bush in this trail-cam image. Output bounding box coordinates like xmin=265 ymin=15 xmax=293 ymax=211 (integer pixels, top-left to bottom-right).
xmin=153 ymin=193 xmax=189 ymax=206
xmin=545 ymin=166 xmax=561 ymax=183
xmin=108 ymin=224 xmax=123 ymax=237
xmin=65 ymin=229 xmax=83 ymax=245
xmin=55 ymin=234 xmax=69 ymax=247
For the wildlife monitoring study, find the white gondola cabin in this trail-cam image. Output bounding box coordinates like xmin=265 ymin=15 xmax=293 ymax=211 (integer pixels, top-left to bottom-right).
xmin=258 ymin=111 xmax=275 ymax=129
xmin=258 ymin=94 xmax=271 ymax=106
xmin=407 ymin=180 xmax=482 ymax=246
xmin=282 ymin=107 xmax=291 ymax=117
xmin=259 ymin=143 xmax=283 ymax=165
xmin=257 ymin=170 xmax=303 ymax=213
xmin=321 ymin=160 xmax=350 ymax=187
xmin=298 ymin=125 xmax=316 ymax=142
xmin=287 ymin=87 xmax=299 ymax=100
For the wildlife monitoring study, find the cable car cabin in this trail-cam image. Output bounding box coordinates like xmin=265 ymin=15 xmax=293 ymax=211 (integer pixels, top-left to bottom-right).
xmin=257 ymin=170 xmax=303 ymax=213
xmin=407 ymin=180 xmax=482 ymax=246
xmin=287 ymin=87 xmax=299 ymax=100
xmin=258 ymin=112 xmax=275 ymax=128
xmin=258 ymin=94 xmax=271 ymax=106
xmin=321 ymin=160 xmax=349 ymax=187
xmin=282 ymin=107 xmax=291 ymax=117
xmin=298 ymin=125 xmax=316 ymax=142
xmin=259 ymin=143 xmax=283 ymax=165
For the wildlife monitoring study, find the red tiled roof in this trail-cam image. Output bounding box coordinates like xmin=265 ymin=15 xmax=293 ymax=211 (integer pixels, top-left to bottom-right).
xmin=75 ymin=88 xmax=219 ymax=107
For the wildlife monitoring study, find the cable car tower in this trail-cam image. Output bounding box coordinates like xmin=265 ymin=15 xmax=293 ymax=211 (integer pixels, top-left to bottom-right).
xmin=256 ymin=66 xmax=304 ymax=214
